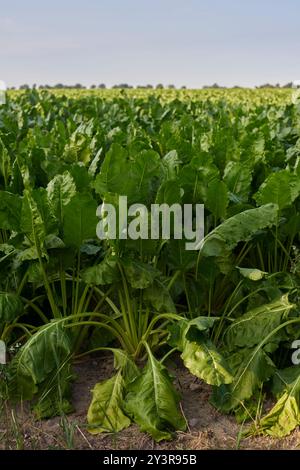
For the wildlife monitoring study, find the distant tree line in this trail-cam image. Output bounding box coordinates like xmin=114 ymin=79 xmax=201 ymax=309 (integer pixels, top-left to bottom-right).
xmin=256 ymin=82 xmax=294 ymax=88
xmin=8 ymin=82 xmax=297 ymax=90
xmin=11 ymin=84 xmax=185 ymax=90
xmin=203 ymin=83 xmax=295 ymax=89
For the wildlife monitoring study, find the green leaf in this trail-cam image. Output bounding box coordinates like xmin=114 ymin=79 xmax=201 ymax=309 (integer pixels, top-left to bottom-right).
xmin=181 ymin=334 xmax=233 ymax=386
xmin=93 ymin=144 xmax=128 ymax=197
xmin=224 ymin=295 xmax=294 ymax=351
xmin=30 ymin=188 xmax=57 ymax=235
xmin=211 ymin=348 xmax=275 ymax=412
xmin=131 ymin=149 xmax=161 ymax=203
xmin=88 ymin=148 xmax=103 ymax=177
xmin=223 ymin=161 xmax=252 ymax=201
xmin=199 ymin=204 xmax=278 ymax=271
xmin=63 ymin=193 xmax=98 ymax=249
xmin=125 ymin=348 xmax=186 ymax=441
xmin=237 ymin=267 xmax=267 ymax=281
xmin=122 ymin=258 xmax=159 ymax=289
xmin=254 ymin=170 xmax=300 ymax=211
xmin=250 ymin=366 xmax=300 ymax=437
xmin=80 ymin=242 xmax=101 ymax=256
xmin=47 ymin=172 xmax=76 ymax=225
xmin=0 ymin=293 xmax=23 ymax=323
xmin=110 ymin=348 xmax=140 ymax=385
xmin=168 ymin=317 xmax=233 ymax=386
xmin=44 ymin=234 xmax=65 ymax=249
xmin=271 ymin=366 xmax=300 ymax=397
xmin=155 ymin=180 xmax=183 ymax=205
xmin=69 ymin=163 xmax=92 ymax=192
xmin=0 ymin=191 xmax=22 ymax=231
xmin=82 ymin=255 xmax=120 ymax=285
xmin=161 ymin=150 xmax=181 ymax=180
xmin=143 ymin=278 xmax=176 ymax=312
xmin=167 ymin=239 xmax=196 ymax=272
xmin=87 ymin=371 xmax=131 ymax=434
xmin=179 ymin=159 xmax=219 ymax=204
xmin=87 ymin=348 xmax=139 ymax=434
xmin=20 ymin=190 xmax=47 ymax=252
xmin=206 ymin=180 xmax=228 ymax=220
xmin=168 ymin=317 xmax=217 ymax=350
xmin=8 ymin=321 xmax=72 ymax=401
xmin=94 ymin=144 xmax=161 ymax=204
xmin=0 ymin=138 xmax=11 ymax=186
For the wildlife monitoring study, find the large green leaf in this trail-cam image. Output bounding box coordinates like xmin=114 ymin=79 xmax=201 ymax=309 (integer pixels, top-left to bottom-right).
xmin=20 ymin=190 xmax=47 ymax=253
xmin=125 ymin=348 xmax=186 ymax=441
xmin=211 ymin=347 xmax=275 ymax=412
xmin=88 ymin=371 xmax=131 ymax=434
xmin=63 ymin=193 xmax=98 ymax=248
xmin=168 ymin=317 xmax=233 ymax=386
xmin=47 ymin=171 xmax=76 ymax=224
xmin=254 ymin=170 xmax=300 ymax=211
xmin=206 ymin=180 xmax=228 ymax=220
xmin=199 ymin=204 xmax=278 ymax=263
xmin=250 ymin=366 xmax=300 ymax=437
xmin=8 ymin=321 xmax=72 ymax=401
xmin=224 ymin=295 xmax=294 ymax=351
xmin=94 ymin=144 xmax=161 ymax=204
xmin=223 ymin=161 xmax=252 ymax=201
xmin=87 ymin=348 xmax=139 ymax=434
xmin=30 ymin=188 xmax=57 ymax=235
xmin=130 ymin=149 xmax=162 ymax=203
xmin=179 ymin=159 xmax=219 ymax=204
xmin=93 ymin=144 xmax=129 ymax=197
xmin=155 ymin=180 xmax=183 ymax=205
xmin=181 ymin=334 xmax=233 ymax=386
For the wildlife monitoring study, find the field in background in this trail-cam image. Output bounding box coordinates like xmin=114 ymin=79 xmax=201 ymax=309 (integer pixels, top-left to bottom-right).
xmin=9 ymin=87 xmax=294 ymax=103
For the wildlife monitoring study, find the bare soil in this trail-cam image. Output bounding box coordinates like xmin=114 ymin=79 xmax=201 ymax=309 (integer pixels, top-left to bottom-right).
xmin=0 ymin=354 xmax=299 ymax=450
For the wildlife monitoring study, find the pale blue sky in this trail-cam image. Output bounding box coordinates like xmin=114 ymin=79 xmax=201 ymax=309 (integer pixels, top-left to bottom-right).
xmin=1 ymin=0 xmax=299 ymax=88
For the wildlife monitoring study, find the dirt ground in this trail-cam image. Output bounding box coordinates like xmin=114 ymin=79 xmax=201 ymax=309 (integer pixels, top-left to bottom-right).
xmin=0 ymin=354 xmax=299 ymax=450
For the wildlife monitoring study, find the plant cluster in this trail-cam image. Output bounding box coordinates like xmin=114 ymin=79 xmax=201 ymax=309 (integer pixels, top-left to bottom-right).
xmin=0 ymin=88 xmax=299 ymax=440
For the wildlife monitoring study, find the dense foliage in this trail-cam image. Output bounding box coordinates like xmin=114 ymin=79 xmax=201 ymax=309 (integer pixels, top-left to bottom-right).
xmin=0 ymin=88 xmax=300 ymax=441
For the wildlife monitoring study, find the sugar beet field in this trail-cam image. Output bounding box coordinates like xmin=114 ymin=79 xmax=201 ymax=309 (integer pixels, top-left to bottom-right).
xmin=0 ymin=88 xmax=300 ymax=450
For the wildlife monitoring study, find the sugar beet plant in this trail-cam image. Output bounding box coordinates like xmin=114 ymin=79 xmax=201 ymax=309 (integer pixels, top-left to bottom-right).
xmin=0 ymin=88 xmax=300 ymax=440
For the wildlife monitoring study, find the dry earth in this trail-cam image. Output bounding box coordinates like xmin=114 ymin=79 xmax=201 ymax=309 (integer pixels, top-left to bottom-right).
xmin=0 ymin=354 xmax=299 ymax=450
